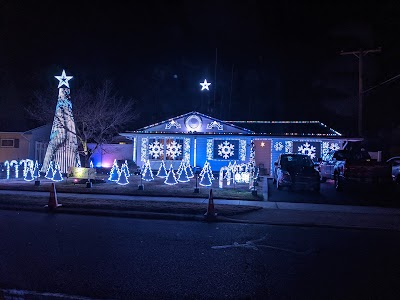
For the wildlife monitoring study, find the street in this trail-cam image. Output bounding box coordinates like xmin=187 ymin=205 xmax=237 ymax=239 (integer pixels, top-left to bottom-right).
xmin=1 ymin=210 xmax=400 ymax=299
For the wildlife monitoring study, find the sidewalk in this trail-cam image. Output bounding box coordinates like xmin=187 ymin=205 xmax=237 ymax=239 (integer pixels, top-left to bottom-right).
xmin=1 ymin=185 xmax=400 ymax=231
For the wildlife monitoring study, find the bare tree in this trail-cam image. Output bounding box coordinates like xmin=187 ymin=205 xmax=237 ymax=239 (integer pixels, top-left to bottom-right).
xmin=26 ymin=80 xmax=138 ymax=167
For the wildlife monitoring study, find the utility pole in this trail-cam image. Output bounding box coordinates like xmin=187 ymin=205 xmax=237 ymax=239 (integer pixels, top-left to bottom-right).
xmin=340 ymin=48 xmax=381 ymax=137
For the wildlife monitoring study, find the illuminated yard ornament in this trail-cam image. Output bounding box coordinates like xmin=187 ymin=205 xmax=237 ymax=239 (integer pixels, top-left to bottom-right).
xmin=200 ymin=79 xmax=211 ymax=91
xmin=164 ymin=164 xmax=178 ymax=185
xmin=90 ymin=161 xmax=94 ymax=168
xmin=177 ymin=160 xmax=190 ymax=183
xmin=33 ymin=161 xmax=40 ymax=179
xmin=186 ymin=162 xmax=194 ymax=178
xmin=117 ymin=164 xmax=129 ymax=185
xmin=41 ymin=70 xmax=81 ymax=174
xmin=24 ymin=166 xmax=34 ymax=182
xmin=142 ymin=160 xmax=154 ymax=181
xmin=52 ymin=162 xmax=63 ymax=182
xmin=45 ymin=161 xmax=54 ymax=179
xmin=156 ymin=160 xmax=167 ymax=178
xmin=4 ymin=161 xmax=10 ymax=179
xmin=9 ymin=160 xmax=19 ymax=179
xmin=199 ymin=161 xmax=213 ymax=187
xmin=19 ymin=160 xmax=27 ymax=177
xmin=108 ymin=160 xmax=119 ymax=181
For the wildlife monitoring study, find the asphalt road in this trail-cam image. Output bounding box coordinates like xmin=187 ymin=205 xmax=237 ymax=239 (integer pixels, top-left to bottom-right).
xmin=268 ymin=178 xmax=400 ymax=207
xmin=1 ymin=210 xmax=400 ymax=299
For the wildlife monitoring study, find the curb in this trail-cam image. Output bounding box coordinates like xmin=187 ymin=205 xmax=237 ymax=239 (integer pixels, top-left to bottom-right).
xmin=1 ymin=205 xmax=399 ymax=232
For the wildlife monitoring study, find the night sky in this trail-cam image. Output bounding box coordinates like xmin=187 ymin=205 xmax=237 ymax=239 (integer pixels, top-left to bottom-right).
xmin=1 ymin=1 xmax=400 ymax=138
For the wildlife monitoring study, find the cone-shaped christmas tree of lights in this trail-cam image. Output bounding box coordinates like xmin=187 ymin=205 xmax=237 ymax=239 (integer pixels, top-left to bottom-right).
xmin=177 ymin=160 xmax=190 ymax=182
xmin=52 ymin=162 xmax=63 ymax=182
xmin=142 ymin=160 xmax=154 ymax=181
xmin=199 ymin=164 xmax=212 ymax=187
xmin=41 ymin=70 xmax=81 ymax=174
xmin=117 ymin=164 xmax=129 ymax=185
xmin=121 ymin=162 xmax=130 ymax=178
xmin=164 ymin=164 xmax=178 ymax=185
xmin=199 ymin=161 xmax=213 ymax=186
xmin=108 ymin=159 xmax=119 ymax=181
xmin=33 ymin=161 xmax=40 ymax=179
xmin=186 ymin=161 xmax=194 ymax=178
xmin=156 ymin=160 xmax=167 ymax=178
xmin=24 ymin=166 xmax=34 ymax=181
xmin=45 ymin=161 xmax=54 ymax=179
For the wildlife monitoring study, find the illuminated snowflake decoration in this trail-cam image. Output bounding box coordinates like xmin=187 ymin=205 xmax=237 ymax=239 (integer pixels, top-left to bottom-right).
xmin=166 ymin=141 xmax=182 ymax=160
xmin=148 ymin=141 xmax=164 ymax=159
xmin=330 ymin=142 xmax=340 ymax=151
xmin=298 ymin=142 xmax=316 ymax=159
xmin=285 ymin=141 xmax=293 ymax=153
xmin=274 ymin=141 xmax=284 ymax=151
xmin=218 ymin=141 xmax=235 ymax=159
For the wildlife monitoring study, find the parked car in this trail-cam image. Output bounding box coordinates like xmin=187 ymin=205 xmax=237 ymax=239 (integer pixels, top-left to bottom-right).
xmin=325 ymin=149 xmax=393 ymax=191
xmin=386 ymin=156 xmax=400 ymax=184
xmin=273 ymin=154 xmax=320 ymax=192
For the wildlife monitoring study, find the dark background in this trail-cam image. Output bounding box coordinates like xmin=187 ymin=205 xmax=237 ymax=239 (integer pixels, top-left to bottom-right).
xmin=1 ymin=1 xmax=400 ymax=139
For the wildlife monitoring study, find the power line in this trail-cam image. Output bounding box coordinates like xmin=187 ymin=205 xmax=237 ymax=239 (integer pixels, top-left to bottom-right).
xmin=363 ymin=72 xmax=400 ymax=94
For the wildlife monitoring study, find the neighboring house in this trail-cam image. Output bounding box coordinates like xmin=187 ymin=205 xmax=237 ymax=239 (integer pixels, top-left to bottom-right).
xmin=0 ymin=124 xmax=51 ymax=164
xmin=120 ymin=111 xmax=361 ymax=176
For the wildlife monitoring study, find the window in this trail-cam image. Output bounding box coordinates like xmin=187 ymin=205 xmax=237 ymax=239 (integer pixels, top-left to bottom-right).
xmin=147 ymin=138 xmax=184 ymax=161
xmin=1 ymin=139 xmax=18 ymax=148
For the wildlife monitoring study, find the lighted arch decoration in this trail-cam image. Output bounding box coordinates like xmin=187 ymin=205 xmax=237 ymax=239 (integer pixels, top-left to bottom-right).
xmin=185 ymin=114 xmax=202 ymax=132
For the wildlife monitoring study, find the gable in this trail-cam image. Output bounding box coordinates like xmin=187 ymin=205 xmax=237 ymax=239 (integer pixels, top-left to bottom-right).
xmin=134 ymin=112 xmax=254 ymax=135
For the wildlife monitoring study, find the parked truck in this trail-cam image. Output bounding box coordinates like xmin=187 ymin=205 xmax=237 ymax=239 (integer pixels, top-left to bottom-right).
xmin=319 ymin=148 xmax=393 ymax=191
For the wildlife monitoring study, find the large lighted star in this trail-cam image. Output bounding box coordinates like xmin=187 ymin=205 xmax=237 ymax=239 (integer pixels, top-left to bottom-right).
xmin=55 ymin=70 xmax=73 ymax=88
xmin=200 ymin=79 xmax=211 ymax=91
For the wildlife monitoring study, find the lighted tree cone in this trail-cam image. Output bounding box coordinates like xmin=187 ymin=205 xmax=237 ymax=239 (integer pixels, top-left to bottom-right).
xmin=207 ymin=163 xmax=215 ymax=181
xmin=24 ymin=167 xmax=34 ymax=181
xmin=117 ymin=166 xmax=129 ymax=185
xmin=142 ymin=160 xmax=154 ymax=181
xmin=121 ymin=163 xmax=130 ymax=178
xmin=186 ymin=162 xmax=194 ymax=178
xmin=199 ymin=161 xmax=209 ymax=178
xmin=177 ymin=163 xmax=190 ymax=183
xmin=156 ymin=160 xmax=167 ymax=178
xmin=52 ymin=163 xmax=63 ymax=182
xmin=33 ymin=161 xmax=40 ymax=178
xmin=45 ymin=162 xmax=54 ymax=179
xmin=164 ymin=165 xmax=178 ymax=185
xmin=108 ymin=160 xmax=119 ymax=181
xmin=200 ymin=170 xmax=212 ymax=187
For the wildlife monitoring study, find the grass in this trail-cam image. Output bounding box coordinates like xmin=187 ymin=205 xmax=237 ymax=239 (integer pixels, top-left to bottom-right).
xmin=0 ymin=174 xmax=264 ymax=201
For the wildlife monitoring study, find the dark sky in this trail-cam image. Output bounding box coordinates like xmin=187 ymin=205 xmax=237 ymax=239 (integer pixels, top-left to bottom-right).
xmin=1 ymin=0 xmax=400 ymax=137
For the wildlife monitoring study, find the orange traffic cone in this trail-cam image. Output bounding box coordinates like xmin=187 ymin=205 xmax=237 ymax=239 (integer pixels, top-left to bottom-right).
xmin=204 ymin=189 xmax=217 ymax=221
xmin=45 ymin=183 xmax=62 ymax=209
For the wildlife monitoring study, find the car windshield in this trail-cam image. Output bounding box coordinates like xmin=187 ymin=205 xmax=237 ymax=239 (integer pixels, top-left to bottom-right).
xmin=281 ymin=155 xmax=314 ymax=168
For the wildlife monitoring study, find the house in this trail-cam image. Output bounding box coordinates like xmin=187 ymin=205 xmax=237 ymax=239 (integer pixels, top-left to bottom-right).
xmin=120 ymin=111 xmax=359 ymax=176
xmin=0 ymin=124 xmax=51 ymax=163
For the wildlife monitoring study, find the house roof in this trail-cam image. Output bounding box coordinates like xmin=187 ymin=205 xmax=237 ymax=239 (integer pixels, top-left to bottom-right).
xmin=226 ymin=120 xmax=342 ymax=137
xmin=124 ymin=111 xmax=254 ymax=135
xmin=121 ymin=111 xmax=342 ymax=137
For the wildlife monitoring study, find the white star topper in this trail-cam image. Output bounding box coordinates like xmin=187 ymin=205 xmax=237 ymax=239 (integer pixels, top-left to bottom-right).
xmin=200 ymin=79 xmax=211 ymax=91
xmin=55 ymin=70 xmax=73 ymax=88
